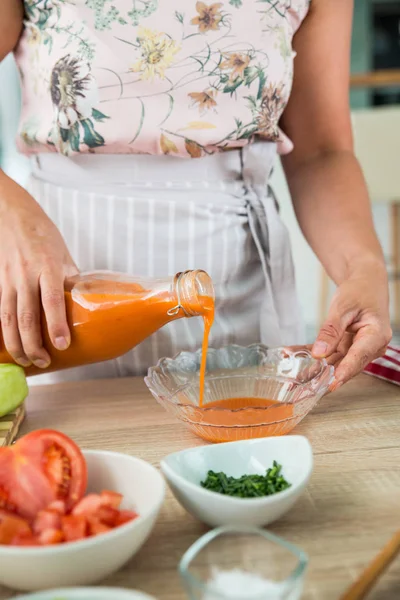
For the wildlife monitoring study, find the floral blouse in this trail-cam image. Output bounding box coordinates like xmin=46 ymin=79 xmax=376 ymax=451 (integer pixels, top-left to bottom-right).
xmin=15 ymin=0 xmax=310 ymax=158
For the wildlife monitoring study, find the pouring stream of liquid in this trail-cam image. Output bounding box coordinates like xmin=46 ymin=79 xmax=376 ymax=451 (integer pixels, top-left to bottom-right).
xmin=198 ymin=297 xmax=215 ymax=407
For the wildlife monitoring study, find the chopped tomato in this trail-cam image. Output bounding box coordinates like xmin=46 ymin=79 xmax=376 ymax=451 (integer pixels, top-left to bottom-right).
xmin=72 ymin=491 xmax=124 ymax=517
xmin=72 ymin=493 xmax=102 ymax=516
xmin=116 ymin=509 xmax=139 ymax=527
xmin=0 ymin=511 xmax=31 ymax=545
xmin=96 ymin=506 xmax=120 ymax=527
xmin=0 ymin=430 xmax=87 ymax=519
xmin=61 ymin=514 xmax=87 ymax=542
xmin=33 ymin=509 xmax=62 ymax=534
xmin=87 ymin=516 xmax=111 ymax=536
xmin=38 ymin=528 xmax=64 ymax=545
xmin=70 ymin=493 xmax=136 ymax=531
xmin=11 ymin=532 xmax=39 ymax=546
xmin=100 ymin=490 xmax=123 ymax=509
xmin=0 ymin=508 xmax=20 ymax=521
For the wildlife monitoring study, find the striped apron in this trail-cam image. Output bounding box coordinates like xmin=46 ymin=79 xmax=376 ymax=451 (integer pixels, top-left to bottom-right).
xmin=28 ymin=141 xmax=303 ymax=384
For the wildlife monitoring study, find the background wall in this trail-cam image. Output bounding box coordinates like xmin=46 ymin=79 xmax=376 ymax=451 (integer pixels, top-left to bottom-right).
xmin=277 ymin=0 xmax=399 ymax=337
xmin=270 ymin=156 xmax=391 ymax=340
xmin=0 ymin=54 xmax=30 ymax=185
xmin=0 ymin=0 xmax=398 ymax=341
xmin=351 ymin=0 xmax=372 ymax=109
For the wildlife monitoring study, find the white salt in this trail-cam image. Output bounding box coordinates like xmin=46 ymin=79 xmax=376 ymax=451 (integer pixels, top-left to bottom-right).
xmin=202 ymin=568 xmax=287 ymax=599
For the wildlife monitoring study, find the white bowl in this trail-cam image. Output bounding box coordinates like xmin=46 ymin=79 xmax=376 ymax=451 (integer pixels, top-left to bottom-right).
xmin=161 ymin=436 xmax=312 ymax=528
xmin=15 ymin=588 xmax=156 ymax=600
xmin=0 ymin=450 xmax=165 ymax=592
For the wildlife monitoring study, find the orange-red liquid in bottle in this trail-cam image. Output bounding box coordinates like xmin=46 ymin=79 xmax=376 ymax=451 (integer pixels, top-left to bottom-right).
xmin=0 ymin=270 xmax=215 ymax=378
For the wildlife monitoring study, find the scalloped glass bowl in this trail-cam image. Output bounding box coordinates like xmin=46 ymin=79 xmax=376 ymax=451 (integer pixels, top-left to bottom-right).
xmin=145 ymin=345 xmax=334 ymax=443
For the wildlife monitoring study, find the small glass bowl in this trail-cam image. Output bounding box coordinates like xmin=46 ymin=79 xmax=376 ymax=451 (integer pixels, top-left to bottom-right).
xmin=145 ymin=345 xmax=334 ymax=443
xmin=179 ymin=526 xmax=308 ymax=600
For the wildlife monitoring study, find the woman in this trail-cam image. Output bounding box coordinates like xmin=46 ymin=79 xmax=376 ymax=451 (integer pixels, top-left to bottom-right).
xmin=0 ymin=0 xmax=392 ymax=385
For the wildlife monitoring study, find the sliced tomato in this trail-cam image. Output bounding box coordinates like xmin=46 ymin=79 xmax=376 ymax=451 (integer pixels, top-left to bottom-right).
xmin=100 ymin=490 xmax=123 ymax=509
xmin=61 ymin=514 xmax=87 ymax=542
xmin=115 ymin=510 xmax=138 ymax=527
xmin=0 ymin=448 xmax=19 ymax=514
xmin=0 ymin=430 xmax=87 ymax=519
xmin=0 ymin=512 xmax=31 ymax=545
xmin=20 ymin=430 xmax=88 ymax=509
xmin=38 ymin=528 xmax=64 ymax=545
xmin=33 ymin=509 xmax=62 ymax=534
xmin=47 ymin=500 xmax=67 ymax=515
xmin=72 ymin=493 xmax=102 ymax=516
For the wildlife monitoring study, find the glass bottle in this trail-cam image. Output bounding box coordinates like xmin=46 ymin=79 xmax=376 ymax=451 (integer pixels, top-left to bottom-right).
xmin=0 ymin=270 xmax=215 ymax=376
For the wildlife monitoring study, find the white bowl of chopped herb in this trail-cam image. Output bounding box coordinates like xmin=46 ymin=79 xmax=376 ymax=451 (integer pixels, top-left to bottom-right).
xmin=160 ymin=436 xmax=312 ymax=528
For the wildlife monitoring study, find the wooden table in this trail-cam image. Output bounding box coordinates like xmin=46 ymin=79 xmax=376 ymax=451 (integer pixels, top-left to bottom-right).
xmin=1 ymin=375 xmax=400 ymax=600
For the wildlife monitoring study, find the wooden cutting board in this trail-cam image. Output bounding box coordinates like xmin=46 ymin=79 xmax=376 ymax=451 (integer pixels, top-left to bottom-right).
xmin=0 ymin=405 xmax=25 ymax=447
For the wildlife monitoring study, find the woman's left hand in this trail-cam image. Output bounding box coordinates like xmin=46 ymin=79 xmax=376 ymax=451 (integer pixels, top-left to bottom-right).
xmin=311 ymin=263 xmax=392 ymax=390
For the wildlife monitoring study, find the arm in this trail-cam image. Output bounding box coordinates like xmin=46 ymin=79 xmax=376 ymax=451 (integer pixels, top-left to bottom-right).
xmin=0 ymin=0 xmax=24 ymax=61
xmin=0 ymin=3 xmax=78 ymax=368
xmin=280 ymin=0 xmax=391 ymax=387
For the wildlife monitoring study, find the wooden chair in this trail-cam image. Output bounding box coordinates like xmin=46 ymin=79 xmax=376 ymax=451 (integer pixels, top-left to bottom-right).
xmin=319 ymin=106 xmax=400 ymax=328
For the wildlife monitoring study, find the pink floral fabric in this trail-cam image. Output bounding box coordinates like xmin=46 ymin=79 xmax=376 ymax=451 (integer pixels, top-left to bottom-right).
xmin=15 ymin=0 xmax=310 ymax=158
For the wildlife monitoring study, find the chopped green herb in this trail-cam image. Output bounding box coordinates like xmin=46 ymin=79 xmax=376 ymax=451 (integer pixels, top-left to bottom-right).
xmin=200 ymin=461 xmax=291 ymax=498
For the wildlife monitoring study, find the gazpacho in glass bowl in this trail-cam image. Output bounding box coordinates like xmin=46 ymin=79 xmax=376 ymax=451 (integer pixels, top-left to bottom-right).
xmin=145 ymin=344 xmax=334 ymax=443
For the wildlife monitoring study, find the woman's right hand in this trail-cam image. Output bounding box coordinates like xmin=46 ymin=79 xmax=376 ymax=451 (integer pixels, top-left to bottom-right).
xmin=0 ymin=171 xmax=79 ymax=369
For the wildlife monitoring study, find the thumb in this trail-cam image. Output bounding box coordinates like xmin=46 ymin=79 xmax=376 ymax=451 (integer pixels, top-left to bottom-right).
xmin=65 ymin=264 xmax=79 ymax=278
xmin=312 ymin=303 xmax=353 ymax=358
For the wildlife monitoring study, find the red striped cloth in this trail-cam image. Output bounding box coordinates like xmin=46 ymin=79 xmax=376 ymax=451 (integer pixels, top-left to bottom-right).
xmin=363 ymin=345 xmax=400 ymax=386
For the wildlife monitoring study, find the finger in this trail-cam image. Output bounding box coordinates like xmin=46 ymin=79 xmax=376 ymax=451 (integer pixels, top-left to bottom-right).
xmin=328 ymin=358 xmax=345 ymax=392
xmin=0 ymin=288 xmax=31 ymax=367
xmin=312 ymin=301 xmax=357 ymax=359
xmin=39 ymin=267 xmax=70 ymax=351
xmin=333 ymin=327 xmax=388 ymax=386
xmin=325 ymin=351 xmax=344 ymax=367
xmin=63 ymin=259 xmax=79 ymax=280
xmin=336 ymin=332 xmax=354 ymax=357
xmin=325 ymin=335 xmax=354 ymax=386
xmin=17 ymin=281 xmax=51 ymax=369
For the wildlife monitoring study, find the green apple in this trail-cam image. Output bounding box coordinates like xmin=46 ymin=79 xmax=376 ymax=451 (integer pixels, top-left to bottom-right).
xmin=0 ymin=364 xmax=29 ymax=417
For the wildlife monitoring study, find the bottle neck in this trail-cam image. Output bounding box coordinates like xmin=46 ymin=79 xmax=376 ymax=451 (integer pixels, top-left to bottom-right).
xmin=172 ymin=270 xmax=215 ymax=318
